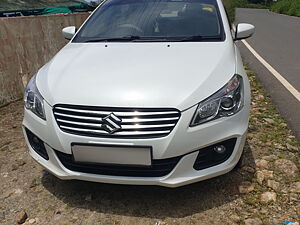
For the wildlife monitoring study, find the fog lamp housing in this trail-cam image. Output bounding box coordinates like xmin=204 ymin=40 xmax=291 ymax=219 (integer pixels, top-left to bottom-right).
xmin=25 ymin=128 xmax=49 ymax=160
xmin=193 ymin=138 xmax=237 ymax=170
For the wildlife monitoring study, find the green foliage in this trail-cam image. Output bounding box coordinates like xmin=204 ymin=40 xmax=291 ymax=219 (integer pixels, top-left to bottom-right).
xmin=222 ymin=0 xmax=271 ymax=23
xmin=223 ymin=0 xmax=248 ymax=23
xmin=272 ymin=0 xmax=293 ymax=13
xmin=246 ymin=3 xmax=271 ymax=8
xmin=288 ymin=0 xmax=300 ymax=16
xmin=271 ymin=0 xmax=300 ymax=17
xmin=223 ymin=0 xmax=236 ymax=23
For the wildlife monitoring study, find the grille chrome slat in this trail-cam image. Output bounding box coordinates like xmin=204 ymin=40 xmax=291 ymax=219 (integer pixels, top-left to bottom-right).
xmin=60 ymin=125 xmax=171 ymax=135
xmin=122 ymin=124 xmax=175 ymax=129
xmin=57 ymin=119 xmax=175 ymax=129
xmin=55 ymin=112 xmax=179 ymax=123
xmin=54 ymin=105 xmax=181 ymax=138
xmin=57 ymin=119 xmax=103 ymax=127
xmin=56 ymin=106 xmax=179 ymax=116
xmin=54 ymin=112 xmax=103 ymax=121
xmin=123 ymin=117 xmax=179 ymax=122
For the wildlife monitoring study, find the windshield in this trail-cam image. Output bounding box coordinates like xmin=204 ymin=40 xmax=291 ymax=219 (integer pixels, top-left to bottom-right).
xmin=73 ymin=0 xmax=225 ymax=42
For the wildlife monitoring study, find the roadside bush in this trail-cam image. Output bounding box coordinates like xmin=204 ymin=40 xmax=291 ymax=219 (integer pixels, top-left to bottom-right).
xmin=223 ymin=0 xmax=248 ymax=23
xmin=287 ymin=0 xmax=300 ymax=16
xmin=223 ymin=0 xmax=235 ymax=23
xmin=271 ymin=0 xmax=300 ymax=17
xmin=272 ymin=0 xmax=292 ymax=13
xmin=247 ymin=3 xmax=271 ymax=8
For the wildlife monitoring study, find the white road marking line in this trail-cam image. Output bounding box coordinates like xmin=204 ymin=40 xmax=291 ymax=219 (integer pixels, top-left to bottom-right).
xmin=241 ymin=39 xmax=300 ymax=102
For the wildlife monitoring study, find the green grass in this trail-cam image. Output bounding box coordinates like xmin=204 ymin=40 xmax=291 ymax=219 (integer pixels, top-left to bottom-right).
xmin=271 ymin=0 xmax=300 ymax=17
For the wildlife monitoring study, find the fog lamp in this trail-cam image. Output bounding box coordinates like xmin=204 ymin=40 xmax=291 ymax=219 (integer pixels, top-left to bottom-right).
xmin=213 ymin=145 xmax=226 ymax=154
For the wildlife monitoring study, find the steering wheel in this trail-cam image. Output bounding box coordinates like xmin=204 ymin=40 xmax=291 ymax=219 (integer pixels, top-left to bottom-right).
xmin=117 ymin=24 xmax=144 ymax=34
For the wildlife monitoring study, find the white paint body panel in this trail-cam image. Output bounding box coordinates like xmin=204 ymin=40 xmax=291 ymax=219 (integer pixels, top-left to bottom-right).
xmin=23 ymin=0 xmax=252 ymax=187
xmin=37 ymin=42 xmax=236 ymax=111
xmin=62 ymin=26 xmax=76 ymax=40
xmin=235 ymin=23 xmax=255 ymax=40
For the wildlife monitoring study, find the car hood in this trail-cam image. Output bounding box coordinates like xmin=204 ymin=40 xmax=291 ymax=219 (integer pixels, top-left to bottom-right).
xmin=37 ymin=42 xmax=236 ymax=111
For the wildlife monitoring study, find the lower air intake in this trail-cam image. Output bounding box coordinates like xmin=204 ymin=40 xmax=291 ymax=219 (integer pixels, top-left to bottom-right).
xmin=55 ymin=150 xmax=181 ymax=177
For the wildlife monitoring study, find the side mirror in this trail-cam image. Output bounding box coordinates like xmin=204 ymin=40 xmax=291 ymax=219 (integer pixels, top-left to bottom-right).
xmin=234 ymin=23 xmax=255 ymax=41
xmin=62 ymin=26 xmax=76 ymax=40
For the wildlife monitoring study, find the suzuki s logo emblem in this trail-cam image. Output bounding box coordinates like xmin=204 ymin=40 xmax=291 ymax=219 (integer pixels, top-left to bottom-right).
xmin=102 ymin=113 xmax=122 ymax=134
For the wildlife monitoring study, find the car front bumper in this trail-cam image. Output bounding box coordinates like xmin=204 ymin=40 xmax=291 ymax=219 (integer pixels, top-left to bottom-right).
xmin=22 ymin=100 xmax=249 ymax=188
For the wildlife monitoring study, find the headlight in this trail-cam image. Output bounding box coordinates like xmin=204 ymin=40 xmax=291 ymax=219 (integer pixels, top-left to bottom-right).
xmin=190 ymin=75 xmax=243 ymax=126
xmin=24 ymin=75 xmax=46 ymax=120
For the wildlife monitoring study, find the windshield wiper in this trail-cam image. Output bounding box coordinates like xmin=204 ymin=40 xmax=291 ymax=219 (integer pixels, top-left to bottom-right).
xmin=178 ymin=35 xmax=222 ymax=42
xmin=83 ymin=35 xmax=222 ymax=43
xmin=84 ymin=35 xmax=141 ymax=42
xmin=83 ymin=36 xmax=174 ymax=43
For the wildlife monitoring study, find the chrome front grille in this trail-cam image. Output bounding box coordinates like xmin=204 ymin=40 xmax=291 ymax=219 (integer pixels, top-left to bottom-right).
xmin=53 ymin=104 xmax=181 ymax=138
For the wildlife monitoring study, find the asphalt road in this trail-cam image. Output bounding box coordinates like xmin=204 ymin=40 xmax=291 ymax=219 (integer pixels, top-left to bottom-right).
xmin=236 ymin=8 xmax=300 ymax=140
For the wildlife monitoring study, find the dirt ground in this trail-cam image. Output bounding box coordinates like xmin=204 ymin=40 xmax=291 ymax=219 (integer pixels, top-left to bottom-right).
xmin=0 ymin=71 xmax=299 ymax=225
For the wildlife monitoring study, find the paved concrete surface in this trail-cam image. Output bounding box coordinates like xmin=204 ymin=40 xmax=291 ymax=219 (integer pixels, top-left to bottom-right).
xmin=236 ymin=8 xmax=300 ymax=140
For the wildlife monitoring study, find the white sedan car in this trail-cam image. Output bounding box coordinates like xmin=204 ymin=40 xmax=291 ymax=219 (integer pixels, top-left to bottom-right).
xmin=23 ymin=0 xmax=254 ymax=187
